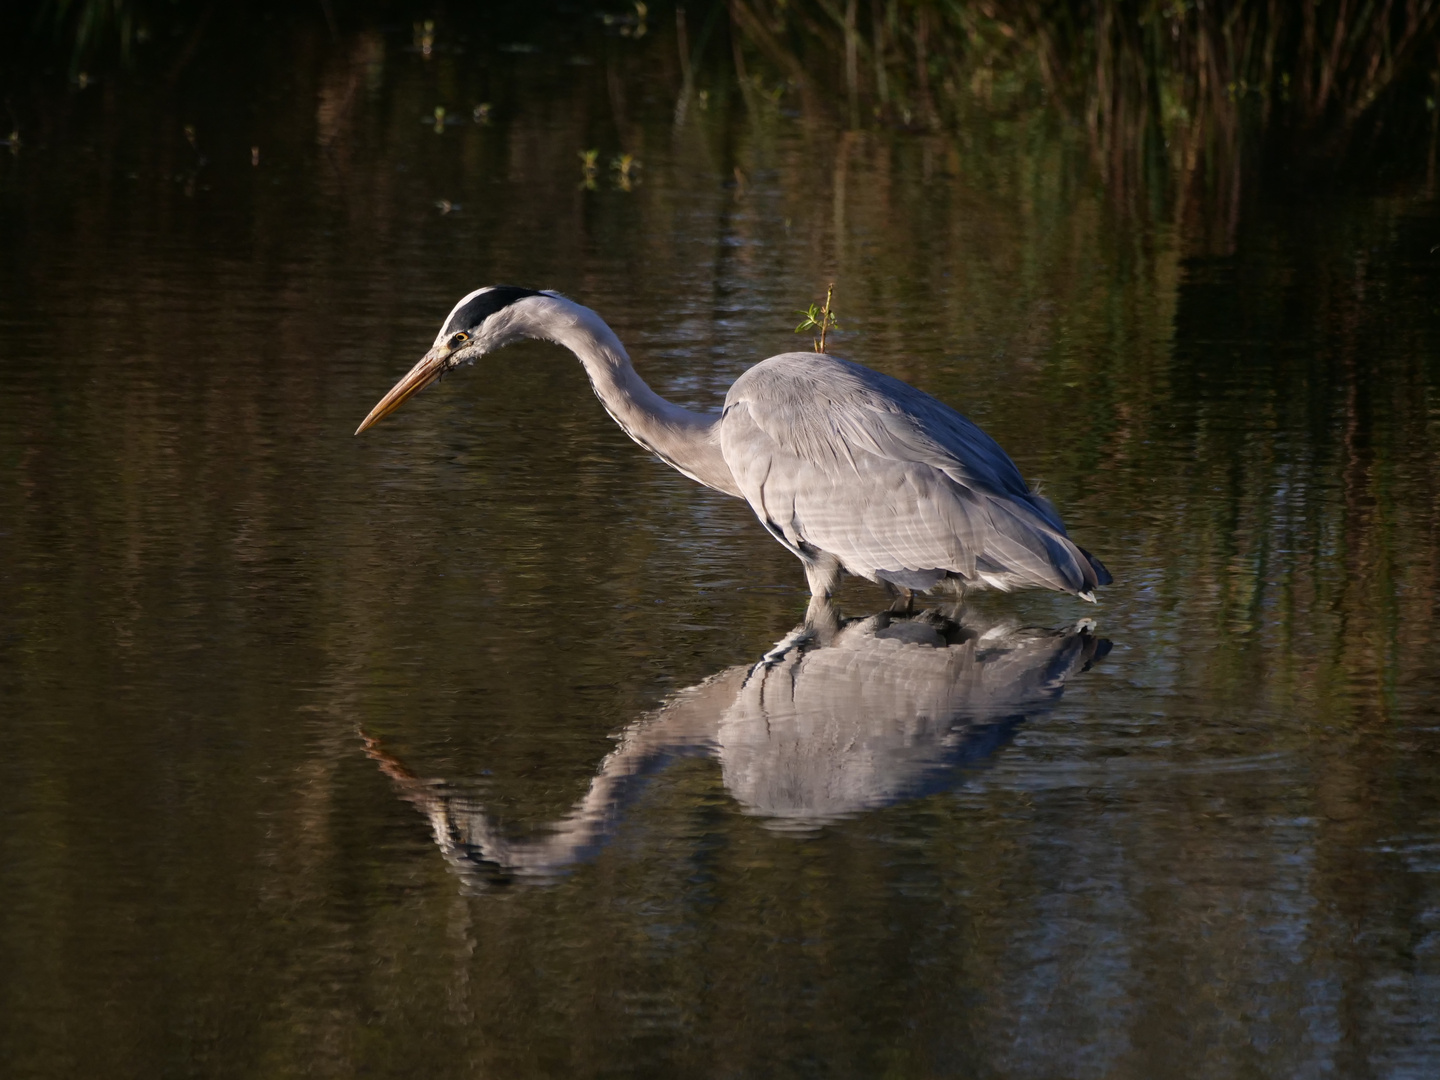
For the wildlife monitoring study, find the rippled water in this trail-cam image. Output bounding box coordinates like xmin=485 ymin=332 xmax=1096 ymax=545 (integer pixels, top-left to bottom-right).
xmin=3 ymin=18 xmax=1440 ymax=1079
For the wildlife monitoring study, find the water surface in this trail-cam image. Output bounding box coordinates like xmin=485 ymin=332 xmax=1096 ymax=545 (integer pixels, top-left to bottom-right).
xmin=2 ymin=19 xmax=1440 ymax=1079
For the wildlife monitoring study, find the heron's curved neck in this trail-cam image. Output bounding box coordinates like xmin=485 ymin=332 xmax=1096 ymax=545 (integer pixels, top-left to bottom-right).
xmin=538 ymin=302 xmax=740 ymax=497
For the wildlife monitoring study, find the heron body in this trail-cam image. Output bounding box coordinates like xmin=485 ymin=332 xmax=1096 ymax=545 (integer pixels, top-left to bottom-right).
xmin=358 ymin=287 xmax=1110 ymax=603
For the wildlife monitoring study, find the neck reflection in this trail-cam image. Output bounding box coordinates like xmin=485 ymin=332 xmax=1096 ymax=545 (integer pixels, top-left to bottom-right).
xmin=362 ymin=606 xmax=1110 ymax=889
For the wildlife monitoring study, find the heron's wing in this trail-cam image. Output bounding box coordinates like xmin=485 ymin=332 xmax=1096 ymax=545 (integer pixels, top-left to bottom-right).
xmin=720 ymin=353 xmax=1106 ymax=593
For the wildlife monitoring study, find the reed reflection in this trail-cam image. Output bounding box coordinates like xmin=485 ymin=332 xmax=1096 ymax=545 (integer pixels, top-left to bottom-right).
xmin=361 ymin=606 xmax=1110 ymax=888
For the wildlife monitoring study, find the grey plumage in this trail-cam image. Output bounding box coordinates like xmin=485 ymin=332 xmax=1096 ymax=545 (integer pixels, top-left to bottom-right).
xmin=357 ymin=287 xmax=1111 ymax=603
xmin=722 ymin=351 xmax=1109 ymax=599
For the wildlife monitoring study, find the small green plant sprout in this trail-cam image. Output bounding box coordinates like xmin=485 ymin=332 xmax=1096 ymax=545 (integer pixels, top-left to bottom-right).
xmin=625 ymin=1 xmax=648 ymax=38
xmin=578 ymin=148 xmax=600 ymax=189
xmin=795 ymin=283 xmax=841 ymax=353
xmin=433 ymin=106 xmax=446 ymax=134
xmin=603 ymin=1 xmax=648 ymax=37
xmin=611 ymin=153 xmax=640 ymax=190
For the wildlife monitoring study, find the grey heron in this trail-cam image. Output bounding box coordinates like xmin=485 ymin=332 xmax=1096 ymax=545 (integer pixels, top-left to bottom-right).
xmin=357 ymin=287 xmax=1111 ymax=605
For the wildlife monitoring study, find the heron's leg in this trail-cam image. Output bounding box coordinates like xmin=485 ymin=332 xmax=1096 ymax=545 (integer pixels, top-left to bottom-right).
xmin=802 ymin=553 xmax=842 ymax=600
xmin=937 ymin=575 xmax=968 ymax=601
xmin=803 ymin=594 xmax=841 ymax=642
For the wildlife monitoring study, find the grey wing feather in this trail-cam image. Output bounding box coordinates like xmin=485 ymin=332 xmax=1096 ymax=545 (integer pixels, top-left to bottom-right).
xmin=719 ymin=352 xmax=1108 ymax=595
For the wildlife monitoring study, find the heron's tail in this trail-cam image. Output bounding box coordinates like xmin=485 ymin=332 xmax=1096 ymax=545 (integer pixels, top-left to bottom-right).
xmin=1078 ymin=547 xmax=1112 ymax=588
xmin=975 ymin=496 xmax=1111 ymax=600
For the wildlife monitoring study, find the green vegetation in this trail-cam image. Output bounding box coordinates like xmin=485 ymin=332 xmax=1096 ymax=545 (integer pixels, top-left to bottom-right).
xmin=727 ymin=2 xmax=1440 ymax=137
xmin=795 ymin=284 xmax=841 ymax=352
xmin=12 ymin=2 xmax=1439 ymax=183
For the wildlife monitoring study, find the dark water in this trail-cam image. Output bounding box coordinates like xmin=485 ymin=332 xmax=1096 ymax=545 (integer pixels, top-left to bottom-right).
xmin=3 ymin=20 xmax=1440 ymax=1080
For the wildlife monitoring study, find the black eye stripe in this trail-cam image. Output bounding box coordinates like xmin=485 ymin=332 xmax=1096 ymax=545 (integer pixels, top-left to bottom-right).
xmin=441 ymin=286 xmax=543 ymax=336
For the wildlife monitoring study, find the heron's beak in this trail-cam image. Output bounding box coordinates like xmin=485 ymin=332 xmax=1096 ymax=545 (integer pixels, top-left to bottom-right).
xmin=355 ymin=347 xmax=452 ymax=434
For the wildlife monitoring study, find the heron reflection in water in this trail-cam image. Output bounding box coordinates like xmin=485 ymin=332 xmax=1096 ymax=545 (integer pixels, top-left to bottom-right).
xmin=358 ymin=288 xmax=1111 ymax=616
xmin=361 ymin=606 xmax=1109 ymax=888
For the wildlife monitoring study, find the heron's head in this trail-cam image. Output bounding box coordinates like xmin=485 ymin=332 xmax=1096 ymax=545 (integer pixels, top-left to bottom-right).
xmin=356 ymin=285 xmax=559 ymax=434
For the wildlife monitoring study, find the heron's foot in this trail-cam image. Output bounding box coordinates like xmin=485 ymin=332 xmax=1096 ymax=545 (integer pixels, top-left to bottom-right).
xmin=886 ymin=587 xmax=916 ymax=615
xmin=930 ymin=600 xmax=966 ymax=626
xmin=757 ymin=624 xmax=813 ymax=668
xmin=756 ymin=595 xmax=841 ymax=668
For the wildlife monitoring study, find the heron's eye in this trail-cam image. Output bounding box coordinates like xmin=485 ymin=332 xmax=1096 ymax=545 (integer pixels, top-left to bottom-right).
xmin=452 ymin=332 xmax=469 ymax=345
